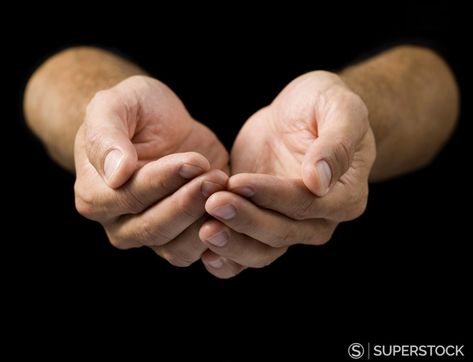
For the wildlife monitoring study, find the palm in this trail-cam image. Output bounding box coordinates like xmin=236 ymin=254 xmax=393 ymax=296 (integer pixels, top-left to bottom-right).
xmin=231 ymin=107 xmax=315 ymax=177
xmin=132 ymin=113 xmax=228 ymax=171
xmin=123 ymin=78 xmax=228 ymax=170
xmin=231 ymin=74 xmax=374 ymax=193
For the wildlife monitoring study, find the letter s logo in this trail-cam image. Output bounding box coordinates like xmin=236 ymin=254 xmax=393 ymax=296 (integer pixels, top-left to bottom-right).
xmin=348 ymin=343 xmax=365 ymax=359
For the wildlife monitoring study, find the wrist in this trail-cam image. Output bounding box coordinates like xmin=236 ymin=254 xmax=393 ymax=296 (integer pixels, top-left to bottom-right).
xmin=24 ymin=47 xmax=145 ymax=172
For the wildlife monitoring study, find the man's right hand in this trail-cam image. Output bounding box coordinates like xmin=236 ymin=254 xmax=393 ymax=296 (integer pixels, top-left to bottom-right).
xmin=74 ymin=75 xmax=229 ymax=267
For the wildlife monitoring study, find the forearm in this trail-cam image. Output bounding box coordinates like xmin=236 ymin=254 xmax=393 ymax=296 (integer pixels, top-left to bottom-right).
xmin=24 ymin=47 xmax=145 ymax=171
xmin=340 ymin=46 xmax=459 ymax=181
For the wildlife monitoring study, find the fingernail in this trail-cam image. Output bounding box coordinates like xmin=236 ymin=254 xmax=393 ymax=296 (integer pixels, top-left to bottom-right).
xmin=201 ymin=181 xmax=223 ymax=197
xmin=206 ymin=231 xmax=229 ymax=247
xmin=179 ymin=164 xmax=204 ymax=179
xmin=104 ymin=149 xmax=123 ymax=181
xmin=210 ymin=205 xmax=236 ymax=220
xmin=316 ymin=160 xmax=332 ymax=196
xmin=207 ymin=258 xmax=223 ymax=269
xmin=234 ymin=187 xmax=255 ymax=197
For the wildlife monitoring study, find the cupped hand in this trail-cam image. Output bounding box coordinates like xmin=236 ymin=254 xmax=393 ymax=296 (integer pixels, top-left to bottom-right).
xmin=74 ymin=75 xmax=229 ymax=267
xmin=199 ymin=71 xmax=376 ymax=278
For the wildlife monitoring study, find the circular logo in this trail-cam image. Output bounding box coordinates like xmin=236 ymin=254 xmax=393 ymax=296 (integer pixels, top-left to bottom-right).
xmin=348 ymin=343 xmax=364 ymax=359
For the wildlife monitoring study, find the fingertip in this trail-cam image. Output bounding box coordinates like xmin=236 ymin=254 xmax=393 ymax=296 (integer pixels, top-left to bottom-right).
xmin=104 ymin=147 xmax=138 ymax=189
xmin=227 ymin=174 xmax=256 ymax=197
xmin=315 ymin=160 xmax=332 ymax=196
xmin=199 ymin=169 xmax=229 ymax=198
xmin=201 ymin=251 xmax=243 ymax=279
xmin=204 ymin=169 xmax=229 ymax=190
xmin=104 ymin=149 xmax=123 ymax=178
xmin=201 ymin=250 xmax=223 ymax=268
xmin=199 ymin=219 xmax=225 ymax=242
xmin=84 ymin=123 xmax=138 ymax=189
xmin=232 ymin=187 xmax=255 ymax=198
xmin=212 ymin=168 xmax=230 ymax=182
xmin=204 ymin=190 xmax=223 ymax=210
xmin=179 ymin=164 xmax=206 ymax=179
xmin=183 ymin=151 xmax=211 ymax=170
xmin=204 ymin=191 xmax=239 ymax=218
xmin=302 ymin=159 xmax=330 ymax=197
xmin=227 ymin=172 xmax=254 ymax=186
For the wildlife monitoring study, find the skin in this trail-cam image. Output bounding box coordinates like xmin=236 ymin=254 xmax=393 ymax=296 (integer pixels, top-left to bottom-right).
xmin=74 ymin=76 xmax=228 ymax=266
xmin=25 ymin=48 xmax=229 ymax=267
xmin=24 ymin=46 xmax=459 ymax=278
xmin=200 ymin=72 xmax=376 ymax=277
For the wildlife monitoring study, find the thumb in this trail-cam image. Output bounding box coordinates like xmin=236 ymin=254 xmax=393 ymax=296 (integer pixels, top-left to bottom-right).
xmin=302 ymin=134 xmax=354 ymax=196
xmin=84 ymin=93 xmax=138 ymax=189
xmin=302 ymin=87 xmax=368 ymax=196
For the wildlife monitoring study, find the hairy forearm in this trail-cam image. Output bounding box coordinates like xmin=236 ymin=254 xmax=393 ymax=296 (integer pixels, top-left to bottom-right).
xmin=340 ymin=46 xmax=459 ymax=181
xmin=24 ymin=47 xmax=145 ymax=171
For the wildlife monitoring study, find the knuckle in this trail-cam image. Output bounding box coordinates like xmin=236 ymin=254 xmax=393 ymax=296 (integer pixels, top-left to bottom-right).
xmin=306 ymin=226 xmax=334 ymax=245
xmin=248 ymin=256 xmax=274 ymax=269
xmin=149 ymin=170 xmax=175 ymax=195
xmin=74 ymin=187 xmax=104 ymax=221
xmin=331 ymin=137 xmax=353 ymax=174
xmin=86 ymin=90 xmax=115 ymax=120
xmin=257 ymin=196 xmax=275 ymax=210
xmin=88 ymin=89 xmax=114 ymax=108
xmin=274 ymin=224 xmax=297 ymax=247
xmin=168 ymin=258 xmax=192 ymax=268
xmin=350 ymin=196 xmax=368 ymax=220
xmin=84 ymin=90 xmax=122 ymax=155
xmin=163 ymin=253 xmax=194 ymax=268
xmin=249 ymin=247 xmax=287 ymax=269
xmin=292 ymin=196 xmax=316 ymax=220
xmin=85 ymin=128 xmax=107 ymax=164
xmin=177 ymin=190 xmax=202 ymax=219
xmin=345 ymin=186 xmax=369 ymax=220
xmin=75 ymin=181 xmax=120 ymax=221
xmin=74 ymin=196 xmax=95 ymax=218
xmin=232 ymin=214 xmax=254 ymax=234
xmin=107 ymin=233 xmax=131 ymax=250
xmin=212 ymin=270 xmax=239 ymax=279
xmin=225 ymin=200 xmax=254 ymax=231
xmin=127 ymin=75 xmax=154 ymax=91
xmin=138 ymin=218 xmax=172 ymax=246
xmin=319 ymin=227 xmax=335 ymax=245
xmin=86 ymin=126 xmax=104 ymax=149
xmin=120 ymin=188 xmax=146 ymax=214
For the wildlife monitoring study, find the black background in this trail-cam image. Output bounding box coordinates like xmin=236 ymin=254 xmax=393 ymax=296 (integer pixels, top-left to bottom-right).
xmin=4 ymin=2 xmax=471 ymax=360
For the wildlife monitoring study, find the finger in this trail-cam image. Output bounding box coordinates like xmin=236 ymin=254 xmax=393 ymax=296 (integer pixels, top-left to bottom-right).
xmin=201 ymin=250 xmax=246 ymax=279
xmin=75 ymin=152 xmax=210 ymax=222
xmin=205 ymin=191 xmax=336 ymax=248
xmin=199 ymin=219 xmax=287 ymax=268
xmin=228 ymin=173 xmax=367 ymax=221
xmin=302 ymin=88 xmax=368 ymax=196
xmin=84 ymin=90 xmax=138 ymax=188
xmin=124 ymin=152 xmax=211 ymax=211
xmin=151 ymin=216 xmax=208 ymax=267
xmin=108 ymin=169 xmax=228 ymax=248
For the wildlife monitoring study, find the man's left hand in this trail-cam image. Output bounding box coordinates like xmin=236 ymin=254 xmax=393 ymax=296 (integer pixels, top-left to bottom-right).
xmin=198 ymin=71 xmax=376 ymax=278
